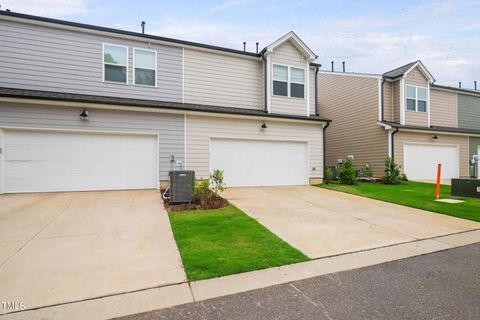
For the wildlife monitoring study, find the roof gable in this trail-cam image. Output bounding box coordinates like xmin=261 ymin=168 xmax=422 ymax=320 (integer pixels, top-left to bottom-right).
xmin=383 ymin=60 xmax=435 ymax=82
xmin=262 ymin=31 xmax=317 ymax=62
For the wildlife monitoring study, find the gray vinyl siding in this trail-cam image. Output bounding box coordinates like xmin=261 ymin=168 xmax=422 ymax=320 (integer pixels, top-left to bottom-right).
xmin=270 ymin=41 xmax=308 ymax=116
xmin=0 ymin=19 xmax=183 ymax=102
xmin=0 ymin=103 xmax=184 ymax=180
xmin=458 ymin=94 xmax=480 ymax=130
xmin=469 ymin=137 xmax=480 ymax=160
xmin=183 ymin=48 xmax=263 ymax=110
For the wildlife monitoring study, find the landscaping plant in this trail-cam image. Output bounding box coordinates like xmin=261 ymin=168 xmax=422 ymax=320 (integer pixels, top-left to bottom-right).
xmin=384 ymin=157 xmax=401 ymax=184
xmin=192 ymin=179 xmax=213 ymax=208
xmin=324 ymin=167 xmax=334 ymax=184
xmin=363 ymin=164 xmax=374 ymax=178
xmin=210 ymin=169 xmax=226 ymax=196
xmin=338 ymin=158 xmax=358 ymax=185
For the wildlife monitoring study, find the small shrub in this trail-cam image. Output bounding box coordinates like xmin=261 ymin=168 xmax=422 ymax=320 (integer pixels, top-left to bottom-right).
xmin=192 ymin=179 xmax=213 ymax=207
xmin=338 ymin=158 xmax=358 ymax=185
xmin=210 ymin=169 xmax=226 ymax=196
xmin=384 ymin=157 xmax=401 ymax=185
xmin=324 ymin=167 xmax=334 ymax=184
xmin=400 ymin=173 xmax=409 ymax=181
xmin=363 ymin=164 xmax=374 ymax=178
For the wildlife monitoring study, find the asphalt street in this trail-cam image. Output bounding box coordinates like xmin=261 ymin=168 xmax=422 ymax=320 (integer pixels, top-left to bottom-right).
xmin=116 ymin=243 xmax=480 ymax=320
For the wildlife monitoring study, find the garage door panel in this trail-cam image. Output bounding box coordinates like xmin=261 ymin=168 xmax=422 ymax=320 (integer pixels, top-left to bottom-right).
xmin=4 ymin=130 xmax=157 ymax=193
xmin=404 ymin=144 xmax=459 ymax=180
xmin=210 ymin=139 xmax=308 ymax=187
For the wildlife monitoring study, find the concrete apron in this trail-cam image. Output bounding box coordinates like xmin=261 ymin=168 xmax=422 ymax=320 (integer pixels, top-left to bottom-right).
xmin=0 ymin=190 xmax=186 ymax=317
xmin=3 ymin=229 xmax=479 ymax=320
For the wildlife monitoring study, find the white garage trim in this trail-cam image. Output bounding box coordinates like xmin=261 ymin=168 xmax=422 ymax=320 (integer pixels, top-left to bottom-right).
xmin=1 ymin=127 xmax=160 ymax=193
xmin=0 ymin=128 xmax=4 ymax=194
xmin=403 ymin=142 xmax=460 ymax=180
xmin=208 ymin=137 xmax=309 ymax=187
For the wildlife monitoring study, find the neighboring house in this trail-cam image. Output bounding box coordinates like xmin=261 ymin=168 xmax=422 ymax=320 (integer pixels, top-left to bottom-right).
xmin=319 ymin=61 xmax=480 ymax=181
xmin=0 ymin=10 xmax=330 ymax=193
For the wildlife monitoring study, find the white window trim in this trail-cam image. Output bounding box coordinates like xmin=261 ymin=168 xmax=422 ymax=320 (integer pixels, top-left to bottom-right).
xmin=102 ymin=43 xmax=129 ymax=85
xmin=272 ymin=63 xmax=306 ymax=100
xmin=133 ymin=47 xmax=158 ymax=87
xmin=405 ymin=84 xmax=428 ymax=113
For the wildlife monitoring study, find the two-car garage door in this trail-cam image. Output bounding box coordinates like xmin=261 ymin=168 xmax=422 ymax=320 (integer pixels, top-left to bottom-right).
xmin=2 ymin=130 xmax=158 ymax=193
xmin=404 ymin=144 xmax=459 ymax=180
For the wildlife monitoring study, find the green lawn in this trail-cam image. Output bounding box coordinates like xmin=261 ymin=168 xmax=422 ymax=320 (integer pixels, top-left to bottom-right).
xmin=317 ymin=181 xmax=480 ymax=222
xmin=168 ymin=204 xmax=309 ymax=281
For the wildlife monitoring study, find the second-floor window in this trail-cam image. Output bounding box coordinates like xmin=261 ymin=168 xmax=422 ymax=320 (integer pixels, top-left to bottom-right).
xmin=103 ymin=44 xmax=128 ymax=83
xmin=134 ymin=48 xmax=157 ymax=86
xmin=406 ymin=85 xmax=427 ymax=112
xmin=273 ymin=64 xmax=305 ymax=98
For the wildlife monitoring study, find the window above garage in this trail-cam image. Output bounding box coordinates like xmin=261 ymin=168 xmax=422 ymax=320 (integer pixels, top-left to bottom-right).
xmin=103 ymin=44 xmax=128 ymax=84
xmin=406 ymin=85 xmax=427 ymax=112
xmin=273 ymin=64 xmax=305 ymax=99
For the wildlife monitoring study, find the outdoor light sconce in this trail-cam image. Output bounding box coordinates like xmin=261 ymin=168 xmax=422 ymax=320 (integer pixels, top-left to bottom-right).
xmin=431 ymin=135 xmax=439 ymax=141
xmin=80 ymin=108 xmax=89 ymax=120
xmin=261 ymin=122 xmax=267 ymax=129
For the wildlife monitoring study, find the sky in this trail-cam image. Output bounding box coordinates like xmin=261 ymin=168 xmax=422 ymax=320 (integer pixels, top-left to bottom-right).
xmin=2 ymin=0 xmax=480 ymax=88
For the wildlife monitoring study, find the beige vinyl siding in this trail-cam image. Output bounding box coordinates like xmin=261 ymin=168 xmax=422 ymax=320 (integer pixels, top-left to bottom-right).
xmin=405 ymin=67 xmax=429 ymax=87
xmin=183 ymin=48 xmax=263 ymax=110
xmin=392 ymin=80 xmax=400 ymax=122
xmin=271 ymin=40 xmax=306 ymax=66
xmin=0 ymin=19 xmax=182 ymax=102
xmin=430 ymin=88 xmax=458 ymax=127
xmin=394 ymin=131 xmax=469 ymax=177
xmin=310 ymin=66 xmax=316 ymax=115
xmin=405 ymin=111 xmax=428 ymax=126
xmin=318 ymin=73 xmax=387 ymax=175
xmin=270 ymin=41 xmax=308 ymax=116
xmin=404 ymin=67 xmax=429 ymax=126
xmin=185 ymin=114 xmax=323 ymax=179
xmin=383 ymin=81 xmax=393 ymax=121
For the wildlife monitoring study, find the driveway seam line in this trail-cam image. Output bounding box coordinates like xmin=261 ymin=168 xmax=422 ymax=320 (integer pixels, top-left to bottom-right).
xmin=0 ymin=192 xmax=86 ymax=269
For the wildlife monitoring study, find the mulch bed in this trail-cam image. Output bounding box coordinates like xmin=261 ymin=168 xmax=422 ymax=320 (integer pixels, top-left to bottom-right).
xmin=162 ymin=191 xmax=229 ymax=212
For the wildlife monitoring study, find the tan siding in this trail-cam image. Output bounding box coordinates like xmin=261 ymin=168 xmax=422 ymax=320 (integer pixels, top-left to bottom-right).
xmin=383 ymin=81 xmax=393 ymax=121
xmin=271 ymin=40 xmax=305 ymax=66
xmin=405 ymin=111 xmax=428 ymax=126
xmin=270 ymin=41 xmax=308 ymax=116
xmin=430 ymin=89 xmax=458 ymax=127
xmin=392 ymin=80 xmax=400 ymax=122
xmin=394 ymin=131 xmax=469 ymax=177
xmin=405 ymin=66 xmax=429 ymax=87
xmin=184 ymin=48 xmax=263 ymax=110
xmin=318 ymin=73 xmax=387 ymax=176
xmin=185 ymin=114 xmax=323 ymax=179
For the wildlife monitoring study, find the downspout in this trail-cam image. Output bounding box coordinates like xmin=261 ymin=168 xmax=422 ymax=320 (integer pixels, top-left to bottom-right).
xmin=381 ymin=78 xmax=385 ymax=121
xmin=261 ymin=54 xmax=268 ymax=112
xmin=314 ymin=65 xmax=320 ymax=115
xmin=391 ymin=127 xmax=399 ymax=160
xmin=322 ymin=121 xmax=330 ymax=180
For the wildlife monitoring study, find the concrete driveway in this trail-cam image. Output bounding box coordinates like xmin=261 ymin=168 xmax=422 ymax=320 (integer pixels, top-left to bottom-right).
xmin=224 ymin=186 xmax=480 ymax=259
xmin=0 ymin=190 xmax=186 ymax=314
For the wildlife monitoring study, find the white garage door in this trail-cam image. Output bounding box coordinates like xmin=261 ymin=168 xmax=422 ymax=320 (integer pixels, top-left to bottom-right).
xmin=404 ymin=144 xmax=459 ymax=180
xmin=3 ymin=130 xmax=157 ymax=193
xmin=210 ymin=138 xmax=308 ymax=187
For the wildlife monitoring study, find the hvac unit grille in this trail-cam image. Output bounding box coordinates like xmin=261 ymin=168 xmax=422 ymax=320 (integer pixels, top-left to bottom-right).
xmin=169 ymin=170 xmax=195 ymax=204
